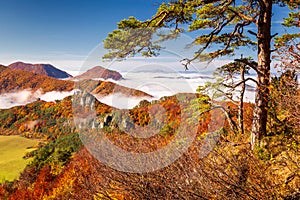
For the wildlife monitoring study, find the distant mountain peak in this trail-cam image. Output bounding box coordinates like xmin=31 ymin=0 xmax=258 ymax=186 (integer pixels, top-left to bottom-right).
xmin=75 ymin=66 xmax=123 ymax=81
xmin=8 ymin=61 xmax=72 ymax=79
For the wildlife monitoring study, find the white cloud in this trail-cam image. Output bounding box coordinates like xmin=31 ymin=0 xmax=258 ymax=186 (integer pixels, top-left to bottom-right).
xmin=94 ymin=93 xmax=153 ymax=109
xmin=0 ymin=89 xmax=75 ymax=109
xmin=39 ymin=90 xmax=75 ymax=102
xmin=0 ymin=89 xmax=41 ymax=109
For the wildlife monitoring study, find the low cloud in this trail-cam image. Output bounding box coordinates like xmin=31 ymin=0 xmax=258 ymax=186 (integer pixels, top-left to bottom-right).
xmin=0 ymin=89 xmax=75 ymax=109
xmin=95 ymin=93 xmax=153 ymax=109
xmin=39 ymin=90 xmax=74 ymax=102
xmin=0 ymin=89 xmax=41 ymax=109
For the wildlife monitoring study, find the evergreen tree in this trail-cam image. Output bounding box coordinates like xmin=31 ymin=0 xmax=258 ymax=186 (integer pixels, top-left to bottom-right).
xmin=103 ymin=0 xmax=299 ymax=149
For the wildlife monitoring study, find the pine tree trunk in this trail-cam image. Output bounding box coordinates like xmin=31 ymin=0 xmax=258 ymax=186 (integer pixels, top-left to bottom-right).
xmin=238 ymin=65 xmax=245 ymax=135
xmin=251 ymin=0 xmax=272 ymax=149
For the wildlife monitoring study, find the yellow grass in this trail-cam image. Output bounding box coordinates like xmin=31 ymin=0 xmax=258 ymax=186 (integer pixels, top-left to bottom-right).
xmin=0 ymin=135 xmax=39 ymax=182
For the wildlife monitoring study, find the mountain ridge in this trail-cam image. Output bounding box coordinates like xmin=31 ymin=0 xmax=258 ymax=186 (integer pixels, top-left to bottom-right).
xmin=0 ymin=67 xmax=74 ymax=93
xmin=8 ymin=61 xmax=72 ymax=79
xmin=75 ymin=66 xmax=123 ymax=81
xmin=0 ymin=66 xmax=151 ymax=98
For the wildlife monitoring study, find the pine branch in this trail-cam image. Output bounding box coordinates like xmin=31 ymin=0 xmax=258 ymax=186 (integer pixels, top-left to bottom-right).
xmin=222 ymin=77 xmax=258 ymax=89
xmin=234 ymin=58 xmax=258 ymax=72
xmin=228 ymin=8 xmax=258 ymax=23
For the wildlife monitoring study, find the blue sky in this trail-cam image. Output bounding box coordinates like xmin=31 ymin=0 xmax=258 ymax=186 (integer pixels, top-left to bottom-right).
xmin=0 ymin=0 xmax=297 ymax=74
xmin=0 ymin=0 xmax=162 ymax=69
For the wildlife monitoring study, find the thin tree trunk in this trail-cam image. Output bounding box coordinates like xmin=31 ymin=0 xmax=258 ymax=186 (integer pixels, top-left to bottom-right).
xmin=238 ymin=65 xmax=245 ymax=135
xmin=251 ymin=0 xmax=272 ymax=149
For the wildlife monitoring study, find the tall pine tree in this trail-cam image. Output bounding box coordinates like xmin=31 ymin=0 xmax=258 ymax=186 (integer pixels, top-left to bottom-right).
xmin=103 ymin=0 xmax=299 ymax=149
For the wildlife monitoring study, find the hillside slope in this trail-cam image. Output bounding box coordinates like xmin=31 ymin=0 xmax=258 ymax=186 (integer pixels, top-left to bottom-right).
xmin=0 ymin=94 xmax=299 ymax=199
xmin=0 ymin=67 xmax=74 ymax=93
xmin=0 ymin=65 xmax=7 ymax=72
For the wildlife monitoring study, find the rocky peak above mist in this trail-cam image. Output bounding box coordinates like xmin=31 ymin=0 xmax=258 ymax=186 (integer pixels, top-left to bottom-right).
xmin=8 ymin=62 xmax=72 ymax=79
xmin=75 ymin=66 xmax=123 ymax=81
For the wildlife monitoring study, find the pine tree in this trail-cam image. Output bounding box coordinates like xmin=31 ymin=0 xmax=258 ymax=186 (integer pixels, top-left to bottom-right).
xmin=103 ymin=0 xmax=300 ymax=149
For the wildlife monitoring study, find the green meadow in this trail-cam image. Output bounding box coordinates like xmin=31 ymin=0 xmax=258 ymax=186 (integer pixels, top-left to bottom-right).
xmin=0 ymin=135 xmax=39 ymax=183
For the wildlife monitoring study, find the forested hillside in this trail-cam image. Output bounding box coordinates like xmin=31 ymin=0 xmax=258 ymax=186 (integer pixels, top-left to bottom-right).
xmin=0 ymin=67 xmax=74 ymax=93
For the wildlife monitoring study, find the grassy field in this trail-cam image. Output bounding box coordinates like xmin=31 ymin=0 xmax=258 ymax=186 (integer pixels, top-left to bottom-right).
xmin=0 ymin=135 xmax=39 ymax=183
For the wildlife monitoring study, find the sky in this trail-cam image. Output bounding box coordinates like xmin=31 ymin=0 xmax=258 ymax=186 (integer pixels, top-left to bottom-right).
xmin=0 ymin=0 xmax=298 ymax=75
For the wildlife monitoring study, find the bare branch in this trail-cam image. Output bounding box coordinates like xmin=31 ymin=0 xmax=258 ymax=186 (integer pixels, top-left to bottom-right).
xmin=271 ymin=33 xmax=278 ymax=38
xmin=248 ymin=30 xmax=257 ymax=37
xmin=211 ymin=104 xmax=239 ymax=133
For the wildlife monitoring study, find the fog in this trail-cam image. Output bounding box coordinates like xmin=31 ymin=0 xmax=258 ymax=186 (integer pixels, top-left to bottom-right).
xmin=0 ymin=89 xmax=40 ymax=109
xmin=94 ymin=93 xmax=154 ymax=109
xmin=116 ymin=71 xmax=256 ymax=102
xmin=0 ymin=71 xmax=256 ymax=110
xmin=0 ymin=89 xmax=75 ymax=109
xmin=39 ymin=91 xmax=74 ymax=102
